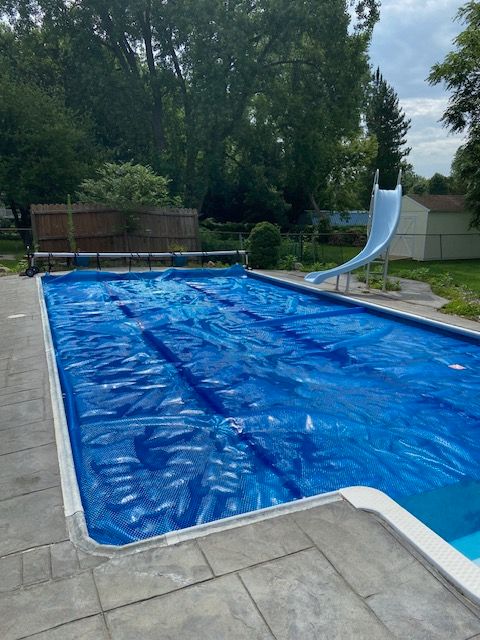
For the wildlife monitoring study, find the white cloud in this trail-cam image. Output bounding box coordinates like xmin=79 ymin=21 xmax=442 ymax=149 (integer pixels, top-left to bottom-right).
xmin=369 ymin=0 xmax=466 ymax=176
xmin=400 ymin=97 xmax=448 ymax=119
xmin=407 ymin=127 xmax=465 ymax=176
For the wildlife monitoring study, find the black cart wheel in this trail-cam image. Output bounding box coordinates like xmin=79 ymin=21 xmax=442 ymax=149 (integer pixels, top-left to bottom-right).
xmin=31 ymin=265 xmax=40 ymax=274
xmin=25 ymin=267 xmax=36 ymax=277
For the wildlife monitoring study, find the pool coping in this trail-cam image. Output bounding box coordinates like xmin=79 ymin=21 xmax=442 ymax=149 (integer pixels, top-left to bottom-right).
xmin=37 ymin=270 xmax=480 ymax=606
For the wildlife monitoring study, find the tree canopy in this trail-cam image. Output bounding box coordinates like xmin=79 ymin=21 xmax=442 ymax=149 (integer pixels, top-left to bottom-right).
xmin=0 ymin=63 xmax=95 ymax=229
xmin=0 ymin=0 xmax=395 ymax=226
xmin=77 ymin=163 xmax=179 ymax=207
xmin=366 ymin=68 xmax=411 ymax=190
xmin=429 ymin=1 xmax=480 ymax=227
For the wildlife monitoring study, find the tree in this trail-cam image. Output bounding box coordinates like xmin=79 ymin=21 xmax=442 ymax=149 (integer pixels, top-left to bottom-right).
xmin=0 ymin=72 xmax=95 ymax=243
xmin=1 ymin=0 xmax=380 ymax=222
xmin=77 ymin=162 xmax=179 ymax=207
xmin=402 ymin=168 xmax=428 ymax=195
xmin=428 ymin=173 xmax=451 ymax=195
xmin=77 ymin=161 xmax=180 ymax=250
xmin=450 ymin=139 xmax=480 ymax=226
xmin=450 ymin=145 xmax=470 ymax=194
xmin=429 ymin=1 xmax=480 ymax=226
xmin=366 ymin=69 xmax=411 ymax=189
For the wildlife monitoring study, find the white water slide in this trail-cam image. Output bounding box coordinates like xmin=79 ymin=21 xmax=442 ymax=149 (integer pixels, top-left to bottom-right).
xmin=304 ymin=172 xmax=402 ymax=287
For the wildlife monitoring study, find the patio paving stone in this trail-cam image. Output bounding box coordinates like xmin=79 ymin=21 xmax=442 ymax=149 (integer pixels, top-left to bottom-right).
xmin=0 ymin=397 xmax=46 ymax=430
xmin=366 ymin=565 xmax=480 ymax=640
xmin=93 ymin=541 xmax=212 ymax=610
xmin=198 ymin=514 xmax=312 ymax=575
xmin=0 ymin=387 xmax=46 ymax=408
xmin=0 ymin=443 xmax=59 ymax=500
xmin=76 ymin=549 xmax=109 ymax=570
xmin=0 ymin=572 xmax=100 ymax=640
xmin=4 ymin=370 xmax=49 ymax=391
xmin=0 ymin=486 xmax=67 ymax=555
xmin=22 ymin=546 xmax=51 ymax=585
xmin=21 ymin=615 xmax=109 ymax=640
xmin=240 ymin=547 xmax=393 ymax=640
xmin=0 ymin=553 xmax=22 ymax=592
xmin=105 ymin=573 xmax=274 ymax=640
xmin=8 ymin=355 xmax=48 ymax=376
xmin=0 ymin=419 xmax=54 ymax=456
xmin=294 ymin=500 xmax=418 ymax=598
xmin=50 ymin=541 xmax=80 ymax=579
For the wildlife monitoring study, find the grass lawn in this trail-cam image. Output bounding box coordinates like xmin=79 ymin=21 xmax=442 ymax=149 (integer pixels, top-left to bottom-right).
xmin=388 ymin=259 xmax=480 ymax=294
xmin=0 ymin=237 xmax=24 ymax=255
xmin=386 ymin=258 xmax=480 ymax=320
xmin=0 ymin=236 xmax=28 ymax=273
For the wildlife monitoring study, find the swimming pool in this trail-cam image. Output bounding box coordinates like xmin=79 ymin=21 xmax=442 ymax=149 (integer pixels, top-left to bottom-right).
xmin=42 ymin=267 xmax=480 ymax=552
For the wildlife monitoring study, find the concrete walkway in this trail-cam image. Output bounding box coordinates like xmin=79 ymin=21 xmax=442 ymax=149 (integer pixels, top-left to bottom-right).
xmin=1 ymin=273 xmax=480 ymax=639
xmin=264 ymin=270 xmax=480 ymax=332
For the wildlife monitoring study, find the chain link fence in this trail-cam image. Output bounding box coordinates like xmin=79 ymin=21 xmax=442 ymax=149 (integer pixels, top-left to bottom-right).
xmin=200 ymin=228 xmax=480 ymax=264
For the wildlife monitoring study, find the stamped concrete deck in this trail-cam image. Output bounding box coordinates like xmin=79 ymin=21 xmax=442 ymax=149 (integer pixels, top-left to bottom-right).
xmin=1 ymin=273 xmax=480 ymax=639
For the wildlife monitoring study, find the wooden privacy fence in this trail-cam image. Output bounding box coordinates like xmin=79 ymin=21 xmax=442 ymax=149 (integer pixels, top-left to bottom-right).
xmin=31 ymin=203 xmax=200 ymax=252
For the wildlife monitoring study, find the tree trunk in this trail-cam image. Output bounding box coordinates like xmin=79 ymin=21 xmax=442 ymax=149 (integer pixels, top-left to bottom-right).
xmin=10 ymin=202 xmax=32 ymax=248
xmin=141 ymin=7 xmax=166 ymax=155
xmin=309 ymin=193 xmax=329 ymax=222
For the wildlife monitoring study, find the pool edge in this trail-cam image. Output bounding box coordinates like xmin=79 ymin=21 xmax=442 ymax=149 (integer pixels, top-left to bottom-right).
xmin=249 ymin=270 xmax=480 ymax=341
xmin=37 ymin=271 xmax=480 ymax=606
xmin=37 ymin=276 xmax=83 ymax=518
xmin=341 ymin=486 xmax=480 ymax=607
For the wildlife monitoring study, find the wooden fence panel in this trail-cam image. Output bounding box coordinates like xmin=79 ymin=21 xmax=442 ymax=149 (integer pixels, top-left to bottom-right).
xmin=31 ymin=204 xmax=200 ymax=252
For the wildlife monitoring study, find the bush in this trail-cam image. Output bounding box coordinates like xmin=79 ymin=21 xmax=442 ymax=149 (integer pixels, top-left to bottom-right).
xmin=77 ymin=162 xmax=180 ymax=207
xmin=248 ymin=222 xmax=282 ymax=269
xmin=356 ymin=271 xmax=402 ymax=291
xmin=279 ymin=254 xmax=297 ymax=270
xmin=328 ymin=230 xmax=367 ymax=246
xmin=300 ymin=261 xmax=337 ymax=272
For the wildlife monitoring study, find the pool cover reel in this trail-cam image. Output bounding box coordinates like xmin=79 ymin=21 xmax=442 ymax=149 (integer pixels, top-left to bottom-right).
xmin=43 ymin=267 xmax=480 ymax=545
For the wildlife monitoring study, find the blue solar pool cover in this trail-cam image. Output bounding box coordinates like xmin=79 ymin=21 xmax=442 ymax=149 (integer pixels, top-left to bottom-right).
xmin=42 ymin=266 xmax=480 ymax=545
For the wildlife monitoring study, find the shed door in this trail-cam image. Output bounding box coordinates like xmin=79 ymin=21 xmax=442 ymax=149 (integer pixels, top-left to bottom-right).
xmin=393 ymin=215 xmax=417 ymax=258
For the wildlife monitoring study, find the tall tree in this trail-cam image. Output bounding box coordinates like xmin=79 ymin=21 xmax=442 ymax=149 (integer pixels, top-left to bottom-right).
xmin=0 ymin=73 xmax=96 ymax=242
xmin=366 ymin=69 xmax=411 ymax=189
xmin=1 ymin=0 xmax=380 ymax=220
xmin=428 ymin=173 xmax=451 ymax=195
xmin=429 ymin=1 xmax=480 ymax=227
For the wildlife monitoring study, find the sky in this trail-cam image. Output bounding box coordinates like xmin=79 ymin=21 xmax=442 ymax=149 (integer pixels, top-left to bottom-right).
xmin=368 ymin=0 xmax=466 ymax=178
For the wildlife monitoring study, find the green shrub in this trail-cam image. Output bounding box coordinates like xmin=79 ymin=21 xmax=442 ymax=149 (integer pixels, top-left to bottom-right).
xmin=300 ymin=261 xmax=337 ymax=272
xmin=77 ymin=162 xmax=180 ymax=207
xmin=248 ymin=222 xmax=282 ymax=269
xmin=279 ymin=254 xmax=297 ymax=270
xmin=396 ymin=267 xmax=430 ymax=281
xmin=356 ymin=271 xmax=402 ymax=291
xmin=443 ymin=297 xmax=480 ymax=319
xmin=328 ymin=230 xmax=367 ymax=247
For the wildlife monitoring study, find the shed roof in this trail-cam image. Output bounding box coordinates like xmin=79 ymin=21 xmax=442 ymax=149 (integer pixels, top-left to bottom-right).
xmin=407 ymin=194 xmax=466 ymax=212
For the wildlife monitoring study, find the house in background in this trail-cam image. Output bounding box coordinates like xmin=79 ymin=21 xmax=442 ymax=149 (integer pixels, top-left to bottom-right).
xmin=390 ymin=194 xmax=480 ymax=261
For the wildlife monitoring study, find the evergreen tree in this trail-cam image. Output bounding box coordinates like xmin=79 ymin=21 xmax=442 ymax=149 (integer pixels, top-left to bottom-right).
xmin=366 ymin=69 xmax=411 ymax=189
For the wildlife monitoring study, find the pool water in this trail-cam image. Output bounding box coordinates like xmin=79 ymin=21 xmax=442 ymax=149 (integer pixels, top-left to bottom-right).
xmin=42 ymin=267 xmax=480 ymax=548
